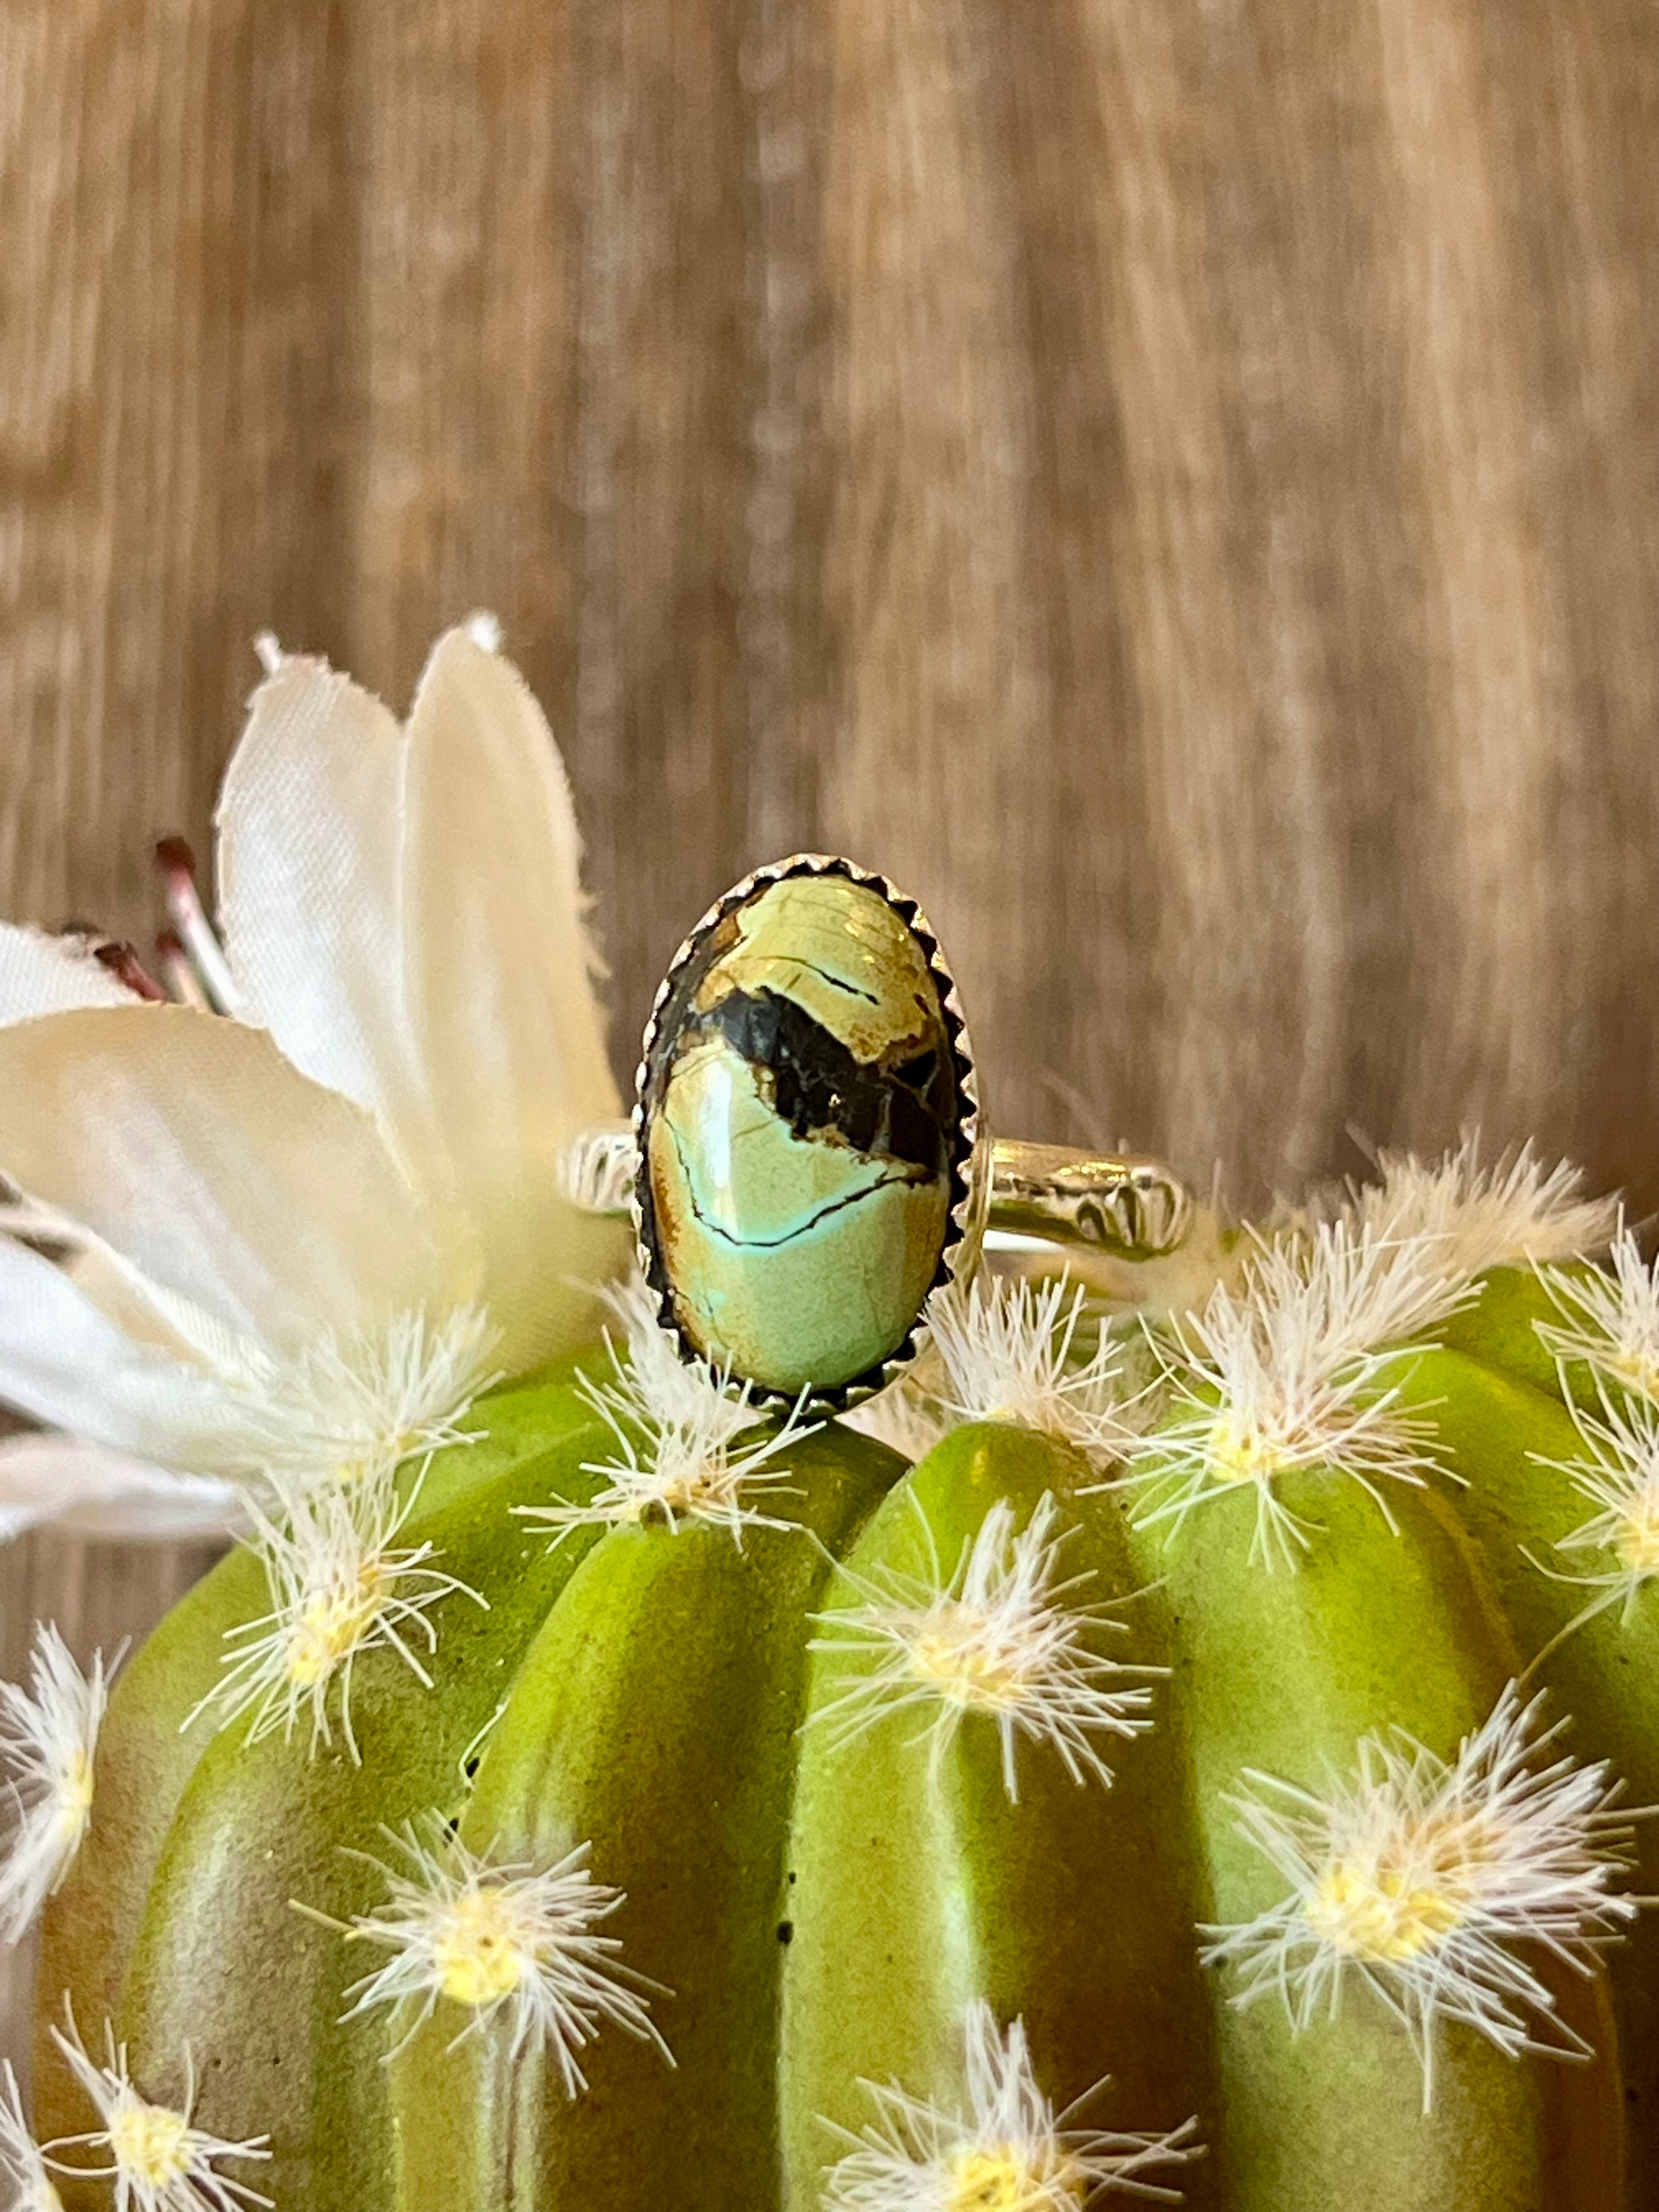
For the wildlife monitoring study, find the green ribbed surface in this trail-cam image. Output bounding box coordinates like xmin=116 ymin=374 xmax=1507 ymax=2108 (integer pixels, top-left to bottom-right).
xmin=34 ymin=1273 xmax=1659 ymax=2211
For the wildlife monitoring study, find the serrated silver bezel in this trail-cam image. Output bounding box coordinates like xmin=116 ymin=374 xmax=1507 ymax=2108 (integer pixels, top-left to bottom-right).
xmin=632 ymin=852 xmax=985 ymax=1411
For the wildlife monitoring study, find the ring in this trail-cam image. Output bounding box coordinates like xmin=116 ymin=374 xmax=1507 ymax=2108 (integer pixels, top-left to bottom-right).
xmin=561 ymin=854 xmax=1193 ymax=1407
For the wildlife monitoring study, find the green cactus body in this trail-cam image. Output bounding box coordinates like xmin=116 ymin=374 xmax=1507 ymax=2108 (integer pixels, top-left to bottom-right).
xmin=30 ymin=1215 xmax=1659 ymax=2212
xmin=780 ymin=1423 xmax=1218 ymax=2202
xmin=33 ymin=1368 xmax=619 ymax=2194
xmin=387 ymin=1420 xmax=899 ymax=2210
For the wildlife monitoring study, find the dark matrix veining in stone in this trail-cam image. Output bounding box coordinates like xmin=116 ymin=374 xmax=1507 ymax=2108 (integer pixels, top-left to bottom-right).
xmin=639 ymin=871 xmax=963 ymax=1396
xmin=689 ymin=988 xmax=952 ymax=1176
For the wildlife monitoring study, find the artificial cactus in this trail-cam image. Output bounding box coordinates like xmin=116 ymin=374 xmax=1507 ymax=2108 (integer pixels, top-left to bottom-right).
xmin=1 ymin=631 xmax=1656 ymax=2212
xmin=5 ymin=1142 xmax=1659 ymax=2212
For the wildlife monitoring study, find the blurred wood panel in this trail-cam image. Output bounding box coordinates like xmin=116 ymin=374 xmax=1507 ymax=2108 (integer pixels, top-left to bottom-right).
xmin=1 ymin=0 xmax=1656 ymax=2063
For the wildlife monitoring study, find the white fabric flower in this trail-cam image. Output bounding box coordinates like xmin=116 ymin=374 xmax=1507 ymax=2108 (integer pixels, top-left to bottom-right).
xmin=0 ymin=621 xmax=624 ymax=1541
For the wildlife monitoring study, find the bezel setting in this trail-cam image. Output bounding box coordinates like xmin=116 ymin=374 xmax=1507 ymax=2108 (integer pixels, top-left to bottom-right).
xmin=631 ymin=853 xmax=984 ymax=1410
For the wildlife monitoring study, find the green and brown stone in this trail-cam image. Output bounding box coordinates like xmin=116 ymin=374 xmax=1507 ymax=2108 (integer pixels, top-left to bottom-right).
xmin=639 ymin=872 xmax=961 ymax=1395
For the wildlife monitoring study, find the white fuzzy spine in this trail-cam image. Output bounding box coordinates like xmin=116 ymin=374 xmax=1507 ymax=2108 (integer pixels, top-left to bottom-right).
xmin=517 ymin=1276 xmax=816 ymax=1543
xmin=1200 ymin=1686 xmax=1645 ymax=2109
xmin=808 ymin=1492 xmax=1161 ymax=1802
xmin=1537 ymin=1226 xmax=1659 ymax=1400
xmin=322 ymin=1814 xmax=671 ymax=2091
xmin=185 ymin=1474 xmax=485 ymax=1763
xmin=46 ymin=2002 xmax=271 ymax=2212
xmin=924 ymin=1273 xmax=1148 ymax=1465
xmin=1524 ymin=1381 xmax=1659 ymax=1635
xmin=820 ymin=1999 xmax=1200 ymax=2209
xmin=1128 ymin=1221 xmax=1451 ymax=1571
xmin=0 ymin=1624 xmax=115 ymax=1942
xmin=0 ymin=2060 xmax=61 ymax=2212
xmin=1319 ymin=1136 xmax=1618 ymax=1284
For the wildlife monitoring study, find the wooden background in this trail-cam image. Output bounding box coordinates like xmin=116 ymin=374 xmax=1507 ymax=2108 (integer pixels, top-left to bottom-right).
xmin=1 ymin=0 xmax=1656 ymax=2063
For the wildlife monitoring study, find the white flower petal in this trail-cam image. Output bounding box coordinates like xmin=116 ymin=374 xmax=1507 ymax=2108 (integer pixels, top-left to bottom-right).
xmin=0 ymin=1233 xmax=234 ymax=1469
xmin=0 ymin=924 xmax=134 ymax=1027
xmin=0 ymin=1435 xmax=237 ymax=1543
xmin=216 ymin=626 xmax=621 ymax=1370
xmin=0 ymin=1006 xmax=455 ymax=1347
xmin=400 ymin=628 xmax=624 ymax=1368
xmin=215 ymin=654 xmax=439 ymax=1171
xmin=4 ymin=1187 xmax=261 ymax=1376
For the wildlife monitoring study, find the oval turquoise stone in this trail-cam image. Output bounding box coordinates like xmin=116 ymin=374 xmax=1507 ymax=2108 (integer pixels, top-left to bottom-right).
xmin=639 ymin=871 xmax=962 ymax=1395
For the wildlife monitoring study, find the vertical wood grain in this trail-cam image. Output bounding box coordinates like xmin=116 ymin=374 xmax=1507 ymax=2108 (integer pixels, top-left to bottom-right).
xmin=0 ymin=0 xmax=352 ymax=2075
xmin=1 ymin=0 xmax=1656 ymax=2066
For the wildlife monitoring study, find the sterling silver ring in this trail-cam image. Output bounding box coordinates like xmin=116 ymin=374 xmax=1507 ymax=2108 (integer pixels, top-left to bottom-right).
xmin=561 ymin=854 xmax=1192 ymax=1408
